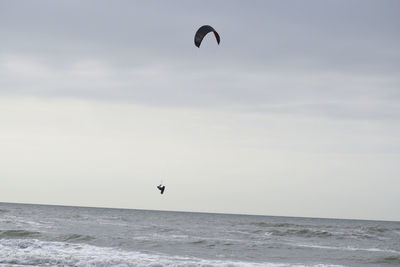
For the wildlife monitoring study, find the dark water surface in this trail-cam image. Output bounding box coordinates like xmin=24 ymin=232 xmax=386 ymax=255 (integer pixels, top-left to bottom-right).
xmin=0 ymin=202 xmax=399 ymax=266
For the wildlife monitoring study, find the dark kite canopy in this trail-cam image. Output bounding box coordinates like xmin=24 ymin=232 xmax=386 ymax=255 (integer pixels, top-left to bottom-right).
xmin=194 ymin=25 xmax=220 ymax=48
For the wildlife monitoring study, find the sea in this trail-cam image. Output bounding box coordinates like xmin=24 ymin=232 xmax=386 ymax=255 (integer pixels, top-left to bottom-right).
xmin=0 ymin=202 xmax=399 ymax=267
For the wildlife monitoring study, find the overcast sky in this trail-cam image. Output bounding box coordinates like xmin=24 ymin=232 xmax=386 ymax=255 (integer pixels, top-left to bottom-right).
xmin=1 ymin=0 xmax=399 ymax=221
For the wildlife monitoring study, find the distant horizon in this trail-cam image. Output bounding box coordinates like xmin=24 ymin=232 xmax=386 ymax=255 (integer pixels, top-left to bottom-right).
xmin=2 ymin=201 xmax=398 ymax=223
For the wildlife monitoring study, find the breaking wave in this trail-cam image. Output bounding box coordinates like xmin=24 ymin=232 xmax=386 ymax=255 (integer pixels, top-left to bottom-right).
xmin=0 ymin=238 xmax=344 ymax=267
xmin=294 ymin=243 xmax=400 ymax=254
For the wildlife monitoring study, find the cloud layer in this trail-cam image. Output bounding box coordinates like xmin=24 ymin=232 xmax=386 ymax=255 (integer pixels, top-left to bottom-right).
xmin=1 ymin=0 xmax=400 ymax=220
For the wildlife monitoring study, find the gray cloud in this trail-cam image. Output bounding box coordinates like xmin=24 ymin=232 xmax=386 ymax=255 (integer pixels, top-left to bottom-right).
xmin=1 ymin=0 xmax=399 ymax=119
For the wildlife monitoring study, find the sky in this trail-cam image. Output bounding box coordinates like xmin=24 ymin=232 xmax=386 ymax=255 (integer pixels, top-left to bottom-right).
xmin=1 ymin=0 xmax=399 ymax=221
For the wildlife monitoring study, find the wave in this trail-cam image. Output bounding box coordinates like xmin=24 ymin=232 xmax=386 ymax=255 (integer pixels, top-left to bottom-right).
xmin=0 ymin=238 xmax=344 ymax=267
xmin=0 ymin=230 xmax=40 ymax=239
xmin=363 ymin=226 xmax=390 ymax=234
xmin=268 ymin=228 xmax=333 ymax=238
xmin=247 ymin=221 xmax=339 ymax=238
xmin=58 ymin=233 xmax=96 ymax=242
xmin=294 ymin=243 xmax=400 ymax=254
xmin=0 ymin=209 xmax=9 ymax=213
xmin=373 ymin=256 xmax=400 ymax=265
xmin=252 ymin=226 xmax=396 ymax=240
xmin=240 ymin=226 xmax=336 ymax=238
xmin=190 ymin=239 xmax=207 ymax=245
xmin=250 ymin=222 xmax=297 ymax=228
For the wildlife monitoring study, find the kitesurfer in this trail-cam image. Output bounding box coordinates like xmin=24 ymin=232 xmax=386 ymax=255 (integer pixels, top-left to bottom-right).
xmin=157 ymin=184 xmax=165 ymax=194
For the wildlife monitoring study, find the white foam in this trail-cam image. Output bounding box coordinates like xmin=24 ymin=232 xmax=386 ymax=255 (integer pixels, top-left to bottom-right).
xmin=294 ymin=243 xmax=400 ymax=254
xmin=0 ymin=239 xmax=343 ymax=267
xmin=0 ymin=214 xmax=51 ymax=229
xmin=264 ymin=232 xmax=273 ymax=237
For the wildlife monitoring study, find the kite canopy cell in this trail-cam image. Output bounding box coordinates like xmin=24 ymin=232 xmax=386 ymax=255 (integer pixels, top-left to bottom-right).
xmin=194 ymin=25 xmax=220 ymax=48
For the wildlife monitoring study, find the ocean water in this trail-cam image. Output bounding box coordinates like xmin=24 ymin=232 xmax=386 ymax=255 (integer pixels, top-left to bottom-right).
xmin=0 ymin=203 xmax=399 ymax=266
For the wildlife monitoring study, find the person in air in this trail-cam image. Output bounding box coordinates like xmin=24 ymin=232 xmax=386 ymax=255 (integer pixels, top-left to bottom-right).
xmin=157 ymin=184 xmax=165 ymax=194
